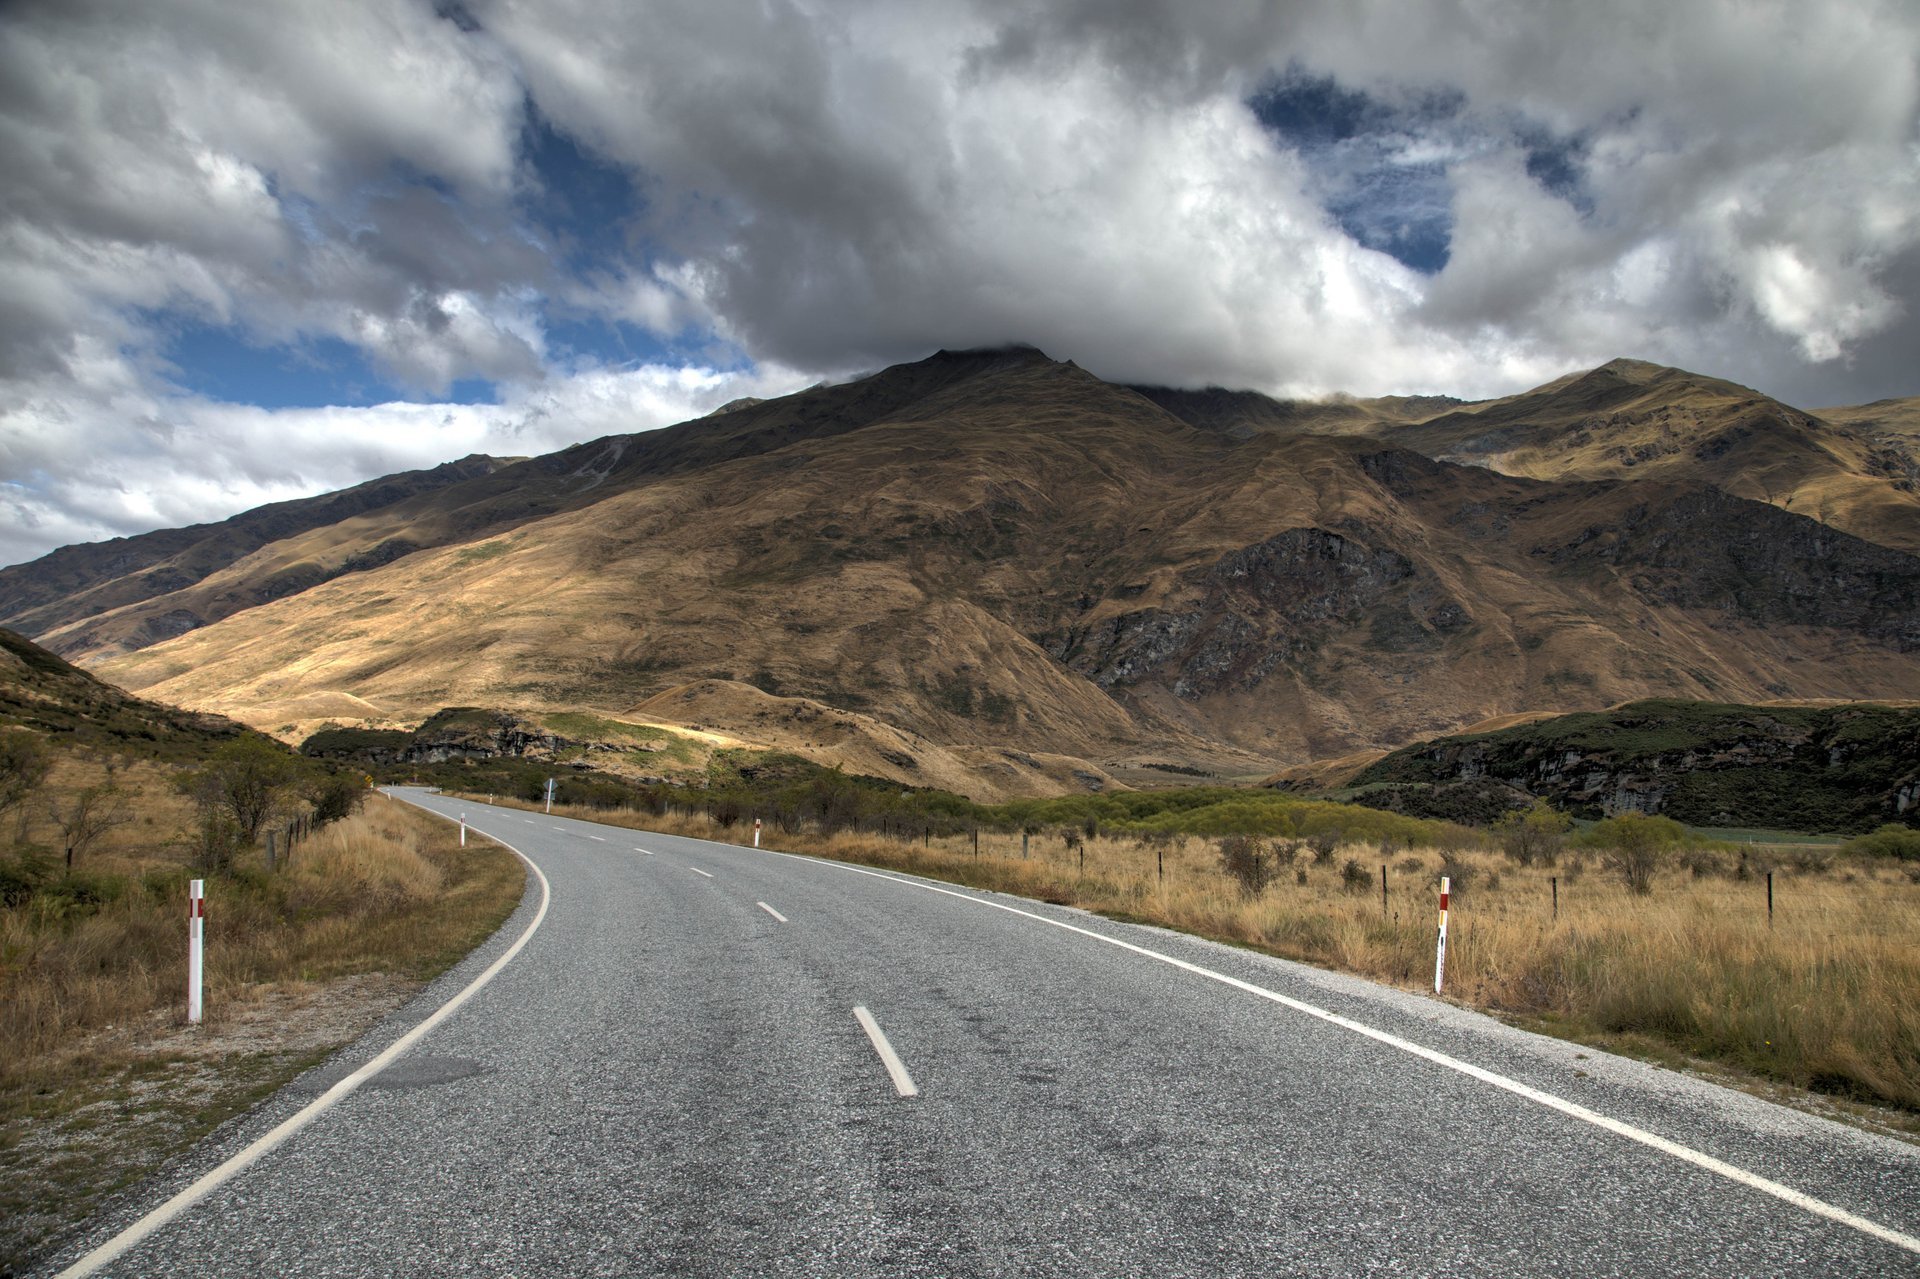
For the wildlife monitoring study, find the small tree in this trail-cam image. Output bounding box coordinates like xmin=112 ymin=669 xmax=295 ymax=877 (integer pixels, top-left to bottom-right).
xmin=179 ymin=737 xmax=302 ymax=848
xmin=1591 ymin=812 xmax=1685 ymax=895
xmin=1218 ymin=834 xmax=1278 ymax=898
xmin=190 ymin=805 xmax=244 ymax=875
xmin=0 ymin=732 xmax=51 ymax=841
xmin=49 ymin=782 xmax=132 ymax=869
xmin=304 ymin=768 xmax=367 ymax=829
xmin=1494 ymin=799 xmax=1573 ymax=867
xmin=1306 ymin=829 xmax=1341 ymax=865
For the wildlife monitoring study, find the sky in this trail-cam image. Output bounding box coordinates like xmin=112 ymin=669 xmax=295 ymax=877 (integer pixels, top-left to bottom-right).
xmin=3 ymin=0 xmax=1918 ymax=568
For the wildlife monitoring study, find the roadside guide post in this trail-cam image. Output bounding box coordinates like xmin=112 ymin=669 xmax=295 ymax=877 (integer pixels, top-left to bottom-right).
xmin=1434 ymin=876 xmax=1451 ymax=994
xmin=188 ymin=879 xmax=205 ymax=1025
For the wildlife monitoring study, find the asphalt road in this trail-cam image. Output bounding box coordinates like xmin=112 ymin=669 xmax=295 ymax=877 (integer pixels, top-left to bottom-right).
xmin=42 ymin=788 xmax=1920 ymax=1277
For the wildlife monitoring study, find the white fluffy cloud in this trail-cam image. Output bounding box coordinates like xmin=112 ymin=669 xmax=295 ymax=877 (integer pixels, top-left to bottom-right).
xmin=3 ymin=0 xmax=1918 ymax=568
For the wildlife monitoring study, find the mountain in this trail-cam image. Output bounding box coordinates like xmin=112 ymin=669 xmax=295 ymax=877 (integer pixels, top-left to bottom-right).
xmin=1381 ymin=359 xmax=1920 ymax=554
xmin=1 ymin=347 xmax=1054 ymax=665
xmin=0 ymin=455 xmax=514 ymax=655
xmin=1145 ymin=359 xmax=1920 ymax=555
xmin=5 ymin=347 xmax=1918 ymax=789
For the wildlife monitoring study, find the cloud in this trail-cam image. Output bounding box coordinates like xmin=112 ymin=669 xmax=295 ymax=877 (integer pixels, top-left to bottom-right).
xmin=487 ymin=0 xmax=1920 ymax=397
xmin=2 ymin=0 xmax=1918 ymax=569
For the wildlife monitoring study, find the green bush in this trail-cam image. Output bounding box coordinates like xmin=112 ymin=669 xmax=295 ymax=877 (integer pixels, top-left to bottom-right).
xmin=1841 ymin=823 xmax=1920 ymax=860
xmin=1581 ymin=813 xmax=1688 ymax=894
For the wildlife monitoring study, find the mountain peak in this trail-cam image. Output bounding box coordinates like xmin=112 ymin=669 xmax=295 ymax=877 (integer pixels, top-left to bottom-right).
xmin=1590 ymin=357 xmax=1674 ymax=384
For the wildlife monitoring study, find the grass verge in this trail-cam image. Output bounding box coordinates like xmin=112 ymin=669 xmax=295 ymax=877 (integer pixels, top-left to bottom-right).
xmin=0 ymin=800 xmax=523 ymax=1275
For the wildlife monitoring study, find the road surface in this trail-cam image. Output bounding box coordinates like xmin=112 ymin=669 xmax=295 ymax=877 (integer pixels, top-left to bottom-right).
xmin=42 ymin=788 xmax=1920 ymax=1276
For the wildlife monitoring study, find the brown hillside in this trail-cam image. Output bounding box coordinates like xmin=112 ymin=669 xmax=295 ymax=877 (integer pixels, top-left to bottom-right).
xmin=630 ymin=680 xmax=1122 ymax=801
xmin=79 ymin=350 xmax=1920 ymax=784
xmin=17 ymin=348 xmax=1066 ymax=663
xmin=1371 ymin=359 xmax=1920 ymax=554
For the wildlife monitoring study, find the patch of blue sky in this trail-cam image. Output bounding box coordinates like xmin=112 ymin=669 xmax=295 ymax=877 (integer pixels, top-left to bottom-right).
xmin=1518 ymin=126 xmax=1592 ymax=212
xmin=154 ymin=320 xmax=498 ymax=408
xmin=1252 ymin=69 xmax=1591 ymax=273
xmin=518 ymin=112 xmax=646 ymax=274
xmin=1252 ymin=70 xmax=1463 ymax=274
xmin=541 ymin=314 xmax=682 ymax=370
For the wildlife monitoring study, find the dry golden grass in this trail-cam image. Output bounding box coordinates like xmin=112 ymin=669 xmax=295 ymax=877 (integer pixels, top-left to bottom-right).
xmin=0 ymin=795 xmax=524 ymax=1272
xmin=465 ymin=791 xmax=1920 ymax=1116
xmin=1 ymin=803 xmax=515 ymax=1076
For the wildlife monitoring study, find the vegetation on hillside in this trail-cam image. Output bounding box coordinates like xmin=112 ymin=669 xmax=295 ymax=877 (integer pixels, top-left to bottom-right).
xmin=1351 ymin=698 xmax=1920 ymax=833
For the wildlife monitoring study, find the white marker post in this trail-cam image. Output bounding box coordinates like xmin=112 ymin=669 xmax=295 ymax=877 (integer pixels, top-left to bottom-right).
xmin=1434 ymin=875 xmax=1451 ymax=994
xmin=753 ymin=818 xmax=762 ymax=849
xmin=544 ymin=778 xmax=555 ymax=813
xmin=187 ymin=879 xmax=205 ymax=1025
xmin=459 ymin=816 xmax=467 ymax=847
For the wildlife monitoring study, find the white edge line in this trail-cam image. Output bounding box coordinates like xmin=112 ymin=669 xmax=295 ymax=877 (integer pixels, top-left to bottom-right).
xmin=852 ymin=1006 xmax=918 ymax=1097
xmin=797 ymin=857 xmax=1919 ymax=1256
xmin=366 ymin=803 xmax=1920 ymax=1257
xmin=56 ymin=794 xmax=552 ymax=1279
xmin=756 ymin=901 xmax=788 ymax=923
xmin=689 ymin=866 xmax=714 ymax=879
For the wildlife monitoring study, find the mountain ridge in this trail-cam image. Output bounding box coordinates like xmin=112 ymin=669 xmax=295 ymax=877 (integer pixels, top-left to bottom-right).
xmin=17 ymin=349 xmax=1902 ymax=792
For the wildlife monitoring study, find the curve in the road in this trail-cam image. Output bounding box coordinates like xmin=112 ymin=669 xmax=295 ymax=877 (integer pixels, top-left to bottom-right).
xmin=54 ymin=812 xmax=552 ymax=1279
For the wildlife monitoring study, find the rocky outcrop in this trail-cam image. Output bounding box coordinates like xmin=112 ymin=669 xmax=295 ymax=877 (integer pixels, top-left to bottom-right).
xmin=1542 ymin=489 xmax=1920 ymax=650
xmin=302 ymin=709 xmax=627 ymax=770
xmin=1052 ymin=525 xmax=1461 ymax=697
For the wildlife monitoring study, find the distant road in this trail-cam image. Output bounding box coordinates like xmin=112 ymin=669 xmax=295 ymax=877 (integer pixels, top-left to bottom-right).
xmin=45 ymin=788 xmax=1920 ymax=1276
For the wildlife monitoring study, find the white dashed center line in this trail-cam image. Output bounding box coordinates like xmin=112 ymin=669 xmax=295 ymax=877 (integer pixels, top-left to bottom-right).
xmin=689 ymin=867 xmax=714 ymax=879
xmin=853 ymin=1006 xmax=917 ymax=1097
xmin=756 ymin=902 xmax=788 ymax=923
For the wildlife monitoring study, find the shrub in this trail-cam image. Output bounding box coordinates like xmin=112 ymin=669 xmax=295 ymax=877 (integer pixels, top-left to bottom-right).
xmin=306 ymin=769 xmax=368 ymax=828
xmin=1494 ymin=799 xmax=1572 ymax=867
xmin=1841 ymin=824 xmax=1920 ymax=860
xmin=1340 ymin=858 xmax=1372 ymax=894
xmin=0 ymin=852 xmax=51 ymax=908
xmin=1789 ymin=847 xmax=1835 ymax=875
xmin=1587 ymin=813 xmax=1686 ymax=895
xmin=1217 ymin=835 xmax=1279 ymax=898
xmin=1307 ymin=830 xmax=1340 ymax=865
xmin=1438 ymin=853 xmax=1477 ymax=896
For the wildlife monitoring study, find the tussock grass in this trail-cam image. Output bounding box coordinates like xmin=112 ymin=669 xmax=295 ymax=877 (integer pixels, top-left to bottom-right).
xmin=1 ymin=804 xmax=509 ymax=1076
xmin=0 ymin=799 xmax=522 ymax=1272
xmin=465 ymin=790 xmax=1920 ymax=1115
